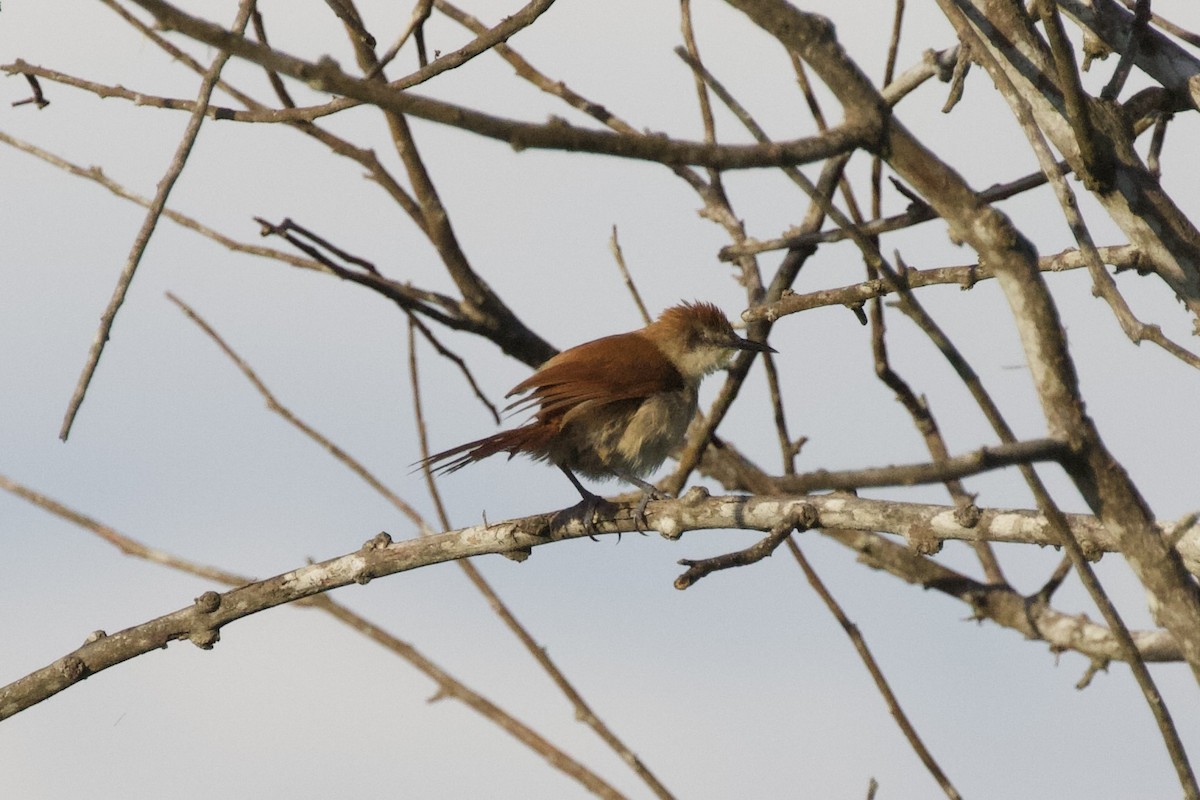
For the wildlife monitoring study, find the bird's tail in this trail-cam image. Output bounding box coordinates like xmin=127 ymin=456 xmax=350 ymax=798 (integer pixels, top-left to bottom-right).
xmin=416 ymin=425 xmax=555 ymax=475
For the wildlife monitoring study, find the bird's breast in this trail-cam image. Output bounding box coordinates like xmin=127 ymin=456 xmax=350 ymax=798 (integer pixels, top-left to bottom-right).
xmin=547 ymin=386 xmax=698 ymax=479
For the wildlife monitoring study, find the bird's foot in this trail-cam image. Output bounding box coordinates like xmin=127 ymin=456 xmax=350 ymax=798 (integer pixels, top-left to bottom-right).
xmin=633 ymin=487 xmax=672 ymax=535
xmin=554 ymin=492 xmax=618 ymax=541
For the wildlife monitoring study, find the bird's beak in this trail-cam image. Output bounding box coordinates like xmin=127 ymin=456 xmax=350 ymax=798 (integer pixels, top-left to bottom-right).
xmin=732 ymin=335 xmax=776 ymax=354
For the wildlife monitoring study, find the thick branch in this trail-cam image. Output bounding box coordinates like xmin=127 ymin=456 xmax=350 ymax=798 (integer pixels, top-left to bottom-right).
xmin=6 ymin=489 xmax=1196 ymax=719
xmin=954 ymin=0 xmax=1200 ymax=322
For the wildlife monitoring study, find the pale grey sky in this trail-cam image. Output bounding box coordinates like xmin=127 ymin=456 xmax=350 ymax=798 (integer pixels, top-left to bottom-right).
xmin=3 ymin=1 xmax=1200 ymax=797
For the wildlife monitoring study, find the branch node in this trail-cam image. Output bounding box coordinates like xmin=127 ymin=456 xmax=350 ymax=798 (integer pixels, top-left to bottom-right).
xmin=1166 ymin=513 xmax=1199 ymax=550
xmin=903 ymin=525 xmax=943 ymax=556
xmin=1076 ymin=658 xmax=1110 ymax=690
xmin=188 ymin=629 xmax=220 ymax=650
xmin=1078 ymin=539 xmax=1105 ymax=562
xmin=362 ymin=531 xmax=393 ymax=550
xmin=83 ymin=630 xmax=108 ymax=645
xmin=847 ymin=301 xmax=868 ymax=326
xmin=501 ymin=546 xmax=532 ymax=562
xmin=58 ymin=656 xmax=90 ymax=682
xmin=953 ymin=501 xmax=981 ymax=528
xmin=194 ymin=591 xmax=221 ymax=613
xmin=795 ymin=502 xmax=820 ymax=530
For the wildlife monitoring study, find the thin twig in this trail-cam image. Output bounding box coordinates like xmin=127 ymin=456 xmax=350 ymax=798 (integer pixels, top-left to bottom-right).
xmin=408 ymin=314 xmax=501 ymax=424
xmin=371 ymin=0 xmax=432 ymax=76
xmin=250 ymin=9 xmax=296 ymax=108
xmin=772 ymin=439 xmax=1068 ymax=494
xmin=744 ymin=243 xmax=1145 ymax=322
xmin=866 ymin=252 xmax=1003 ymax=583
xmin=407 ymin=318 xmax=677 ymax=799
xmin=1147 ymin=112 xmax=1169 ymax=179
xmin=789 ymin=538 xmax=962 ymax=800
xmin=872 ymin=0 xmax=905 ymax=221
xmin=59 ymin=0 xmax=256 ymax=440
xmin=0 ymin=130 xmax=325 ymax=273
xmin=720 ymin=161 xmax=1069 ymax=260
xmin=675 ymin=507 xmax=815 ymax=589
xmin=166 ymin=292 xmax=431 ymax=532
xmin=609 ymin=226 xmax=652 ymax=325
xmin=1038 ymin=0 xmax=1114 ymax=188
xmin=1118 ymin=0 xmax=1200 ymax=47
xmin=378 ymin=0 xmax=556 ymax=85
xmin=11 ymin=72 xmax=49 ymax=108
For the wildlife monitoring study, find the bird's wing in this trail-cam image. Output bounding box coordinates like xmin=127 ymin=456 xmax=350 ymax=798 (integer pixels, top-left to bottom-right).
xmin=506 ymin=332 xmax=685 ymax=420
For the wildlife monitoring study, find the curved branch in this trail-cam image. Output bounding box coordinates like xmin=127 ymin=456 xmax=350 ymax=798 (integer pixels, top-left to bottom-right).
xmin=5 ymin=486 xmax=1196 ymax=721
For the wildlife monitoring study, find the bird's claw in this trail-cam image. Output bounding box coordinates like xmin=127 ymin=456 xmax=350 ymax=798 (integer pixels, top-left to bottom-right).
xmin=555 ymin=486 xmax=671 ymax=543
xmin=554 ymin=493 xmax=616 ymax=541
xmin=632 ymin=488 xmax=671 ymax=536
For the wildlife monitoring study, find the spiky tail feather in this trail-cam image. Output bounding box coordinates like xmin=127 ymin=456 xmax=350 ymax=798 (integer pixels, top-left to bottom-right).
xmin=417 ymin=425 xmax=555 ymax=475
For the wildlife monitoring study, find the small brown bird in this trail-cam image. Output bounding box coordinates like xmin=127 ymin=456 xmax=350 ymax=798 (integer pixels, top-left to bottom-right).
xmin=421 ymin=301 xmax=775 ymax=535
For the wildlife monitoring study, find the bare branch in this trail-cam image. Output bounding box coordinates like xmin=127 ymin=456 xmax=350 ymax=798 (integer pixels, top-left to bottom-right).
xmin=381 ymin=0 xmax=556 ymax=85
xmin=789 ymin=538 xmax=964 ymax=800
xmin=674 ymin=505 xmax=816 ymax=589
xmin=745 ymin=244 xmax=1145 ymax=322
xmin=59 ymin=0 xmax=256 ymax=440
xmin=122 ymin=0 xmax=878 ymax=170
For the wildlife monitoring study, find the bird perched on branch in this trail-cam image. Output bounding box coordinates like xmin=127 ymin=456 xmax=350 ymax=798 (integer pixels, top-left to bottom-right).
xmin=420 ymin=301 xmax=775 ymax=536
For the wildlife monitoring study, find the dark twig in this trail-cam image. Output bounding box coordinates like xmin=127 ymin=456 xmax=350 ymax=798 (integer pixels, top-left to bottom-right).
xmin=675 ymin=505 xmax=817 ymax=589
xmin=1101 ymin=0 xmax=1151 ymax=100
xmin=254 ymin=216 xmax=380 ymax=275
xmin=1118 ymin=0 xmax=1200 ymax=47
xmin=942 ymin=40 xmax=971 ymax=113
xmin=866 ymin=252 xmax=1002 ymax=583
xmin=1037 ymin=0 xmax=1114 ymax=189
xmin=250 ymin=10 xmax=296 ymax=108
xmin=408 ymin=313 xmax=501 ymax=425
xmin=379 ymin=0 xmax=556 ymax=85
xmin=872 ymin=0 xmax=905 ymax=221
xmin=720 ymin=161 xmax=1070 ymax=260
xmin=1148 ymin=112 xmax=1169 ymax=179
xmin=11 ymin=72 xmax=49 ymax=108
xmin=371 ymin=0 xmax=433 ymax=76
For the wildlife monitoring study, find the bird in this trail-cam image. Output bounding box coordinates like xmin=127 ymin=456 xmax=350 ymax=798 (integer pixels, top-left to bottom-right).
xmin=420 ymin=301 xmax=775 ymax=536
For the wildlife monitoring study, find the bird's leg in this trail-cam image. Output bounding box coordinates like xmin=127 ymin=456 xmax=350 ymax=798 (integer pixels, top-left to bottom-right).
xmin=556 ymin=465 xmax=614 ymax=541
xmin=615 ymin=471 xmax=669 ymax=534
